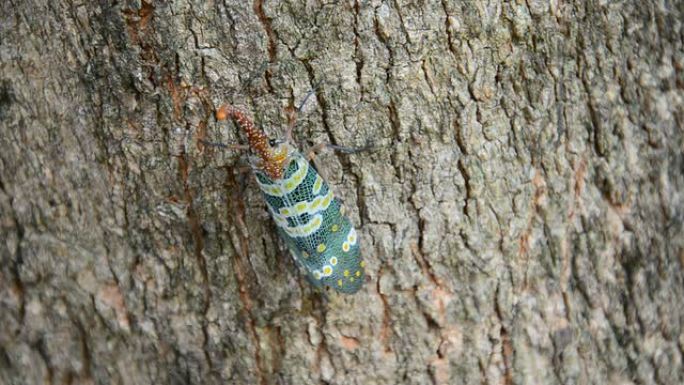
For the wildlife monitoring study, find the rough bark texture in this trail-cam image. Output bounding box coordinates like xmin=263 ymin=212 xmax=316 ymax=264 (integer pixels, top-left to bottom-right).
xmin=1 ymin=1 xmax=683 ymax=384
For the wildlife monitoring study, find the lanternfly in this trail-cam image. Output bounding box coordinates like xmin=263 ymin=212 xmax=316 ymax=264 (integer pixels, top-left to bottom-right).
xmin=216 ymin=105 xmax=366 ymax=294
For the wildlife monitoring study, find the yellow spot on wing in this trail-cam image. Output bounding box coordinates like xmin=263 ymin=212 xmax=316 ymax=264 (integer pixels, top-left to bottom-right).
xmin=360 ymin=261 xmax=366 ymax=267
xmin=317 ymin=243 xmax=326 ymax=253
xmin=348 ymin=228 xmax=357 ymax=244
xmin=343 ymin=270 xmax=350 ymax=277
xmin=313 ymin=176 xmax=323 ymax=194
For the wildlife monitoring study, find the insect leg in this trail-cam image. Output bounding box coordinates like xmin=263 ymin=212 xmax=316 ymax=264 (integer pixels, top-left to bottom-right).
xmin=304 ymin=139 xmax=374 ymax=181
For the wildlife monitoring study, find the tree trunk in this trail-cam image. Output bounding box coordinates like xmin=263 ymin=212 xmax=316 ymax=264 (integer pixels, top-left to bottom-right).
xmin=2 ymin=1 xmax=683 ymax=384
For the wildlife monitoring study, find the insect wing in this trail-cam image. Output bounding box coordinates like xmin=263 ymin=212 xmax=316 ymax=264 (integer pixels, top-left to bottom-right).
xmin=276 ymin=228 xmax=324 ymax=288
xmin=256 ymin=153 xmax=365 ymax=294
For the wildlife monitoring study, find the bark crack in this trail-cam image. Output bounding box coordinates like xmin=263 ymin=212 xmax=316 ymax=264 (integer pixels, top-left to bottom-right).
xmin=353 ymin=0 xmax=364 ymax=89
xmin=1 ymin=178 xmax=26 ymax=331
xmin=494 ymin=283 xmax=514 ymax=385
xmin=252 ymin=0 xmax=275 ymax=60
xmin=224 ymin=171 xmax=267 ymax=385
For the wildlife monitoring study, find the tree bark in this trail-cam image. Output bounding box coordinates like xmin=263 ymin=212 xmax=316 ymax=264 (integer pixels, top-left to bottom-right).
xmin=1 ymin=1 xmax=683 ymax=384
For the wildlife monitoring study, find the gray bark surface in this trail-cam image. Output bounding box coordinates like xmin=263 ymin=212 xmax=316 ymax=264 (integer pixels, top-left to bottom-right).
xmin=1 ymin=1 xmax=683 ymax=384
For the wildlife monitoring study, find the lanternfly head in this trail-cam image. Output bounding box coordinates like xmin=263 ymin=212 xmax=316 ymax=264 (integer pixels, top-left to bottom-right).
xmin=216 ymin=105 xmax=289 ymax=179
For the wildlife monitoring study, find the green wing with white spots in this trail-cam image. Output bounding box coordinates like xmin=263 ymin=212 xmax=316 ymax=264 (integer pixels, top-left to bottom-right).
xmin=255 ymin=151 xmax=365 ymax=294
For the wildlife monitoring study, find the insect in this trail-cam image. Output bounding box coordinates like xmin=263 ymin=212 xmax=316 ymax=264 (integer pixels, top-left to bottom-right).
xmin=216 ymin=105 xmax=366 ymax=294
